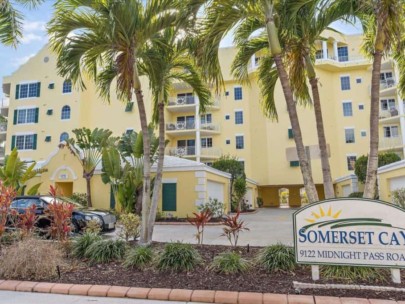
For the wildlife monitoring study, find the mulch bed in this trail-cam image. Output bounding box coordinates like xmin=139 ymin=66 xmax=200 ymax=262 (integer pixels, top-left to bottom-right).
xmin=42 ymin=243 xmax=405 ymax=301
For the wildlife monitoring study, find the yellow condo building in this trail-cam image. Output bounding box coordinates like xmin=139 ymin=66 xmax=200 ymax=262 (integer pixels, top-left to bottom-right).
xmin=2 ymin=30 xmax=405 ymax=214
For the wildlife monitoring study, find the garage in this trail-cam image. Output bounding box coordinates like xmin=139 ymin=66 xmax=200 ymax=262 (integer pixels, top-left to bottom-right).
xmin=244 ymin=188 xmax=254 ymax=208
xmin=207 ymin=180 xmax=225 ymax=203
xmin=389 ymin=176 xmax=405 ymax=192
xmin=342 ymin=184 xmax=351 ymax=197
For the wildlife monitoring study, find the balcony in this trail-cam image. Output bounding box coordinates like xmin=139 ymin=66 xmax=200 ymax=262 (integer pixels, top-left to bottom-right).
xmin=201 ymin=123 xmax=221 ymax=135
xmin=379 ymin=108 xmax=403 ymax=123
xmin=167 ymin=96 xmax=196 ymax=113
xmin=380 ymin=78 xmax=397 ymax=96
xmin=207 ymin=98 xmax=221 ymax=110
xmin=379 ymin=137 xmax=404 ymax=151
xmin=0 ymin=123 xmax=7 ymax=141
xmin=315 ymin=55 xmax=371 ymax=71
xmin=166 ymin=146 xmax=222 ymax=159
xmin=0 ymin=147 xmax=5 ymax=164
xmin=166 ymin=121 xmax=196 ymax=136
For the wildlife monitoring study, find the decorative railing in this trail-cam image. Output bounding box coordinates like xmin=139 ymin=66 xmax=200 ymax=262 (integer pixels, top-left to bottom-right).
xmin=379 ymin=108 xmax=399 ymax=119
xmin=166 ymin=121 xmax=195 ymax=131
xmin=380 ymin=77 xmax=396 ymax=90
xmin=200 ymin=123 xmax=220 ymax=132
xmin=0 ymin=123 xmax=6 ymax=132
xmin=168 ymin=96 xmax=195 ymax=106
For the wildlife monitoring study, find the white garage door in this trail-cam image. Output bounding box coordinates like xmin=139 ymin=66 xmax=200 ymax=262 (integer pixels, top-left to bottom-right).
xmin=244 ymin=188 xmax=253 ymax=208
xmin=342 ymin=185 xmax=351 ymax=197
xmin=390 ymin=176 xmax=405 ymax=191
xmin=207 ymin=181 xmax=225 ymax=203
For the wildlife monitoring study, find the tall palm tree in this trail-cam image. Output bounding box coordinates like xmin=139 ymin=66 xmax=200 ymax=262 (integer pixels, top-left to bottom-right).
xmin=358 ymin=1 xmax=405 ymax=198
xmin=48 ymin=0 xmax=182 ymax=243
xmin=62 ymin=128 xmax=112 ymax=208
xmin=0 ymin=0 xmax=44 ymax=46
xmin=192 ymin=0 xmax=319 ymax=202
xmin=139 ymin=28 xmax=211 ymax=241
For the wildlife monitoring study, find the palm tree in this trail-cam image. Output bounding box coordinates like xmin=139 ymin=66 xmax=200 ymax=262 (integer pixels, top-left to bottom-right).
xmin=138 ymin=28 xmax=211 ymax=241
xmin=0 ymin=0 xmax=44 ymax=46
xmin=61 ymin=128 xmax=112 ymax=208
xmin=48 ymin=0 xmax=182 ymax=243
xmin=191 ymin=0 xmax=319 ymax=202
xmin=358 ymin=1 xmax=405 ymax=198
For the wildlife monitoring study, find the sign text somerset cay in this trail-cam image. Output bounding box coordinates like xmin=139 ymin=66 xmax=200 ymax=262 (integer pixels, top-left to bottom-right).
xmin=293 ymin=199 xmax=405 ymax=268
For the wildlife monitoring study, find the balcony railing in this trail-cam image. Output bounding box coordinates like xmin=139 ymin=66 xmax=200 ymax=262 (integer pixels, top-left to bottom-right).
xmin=166 ymin=146 xmax=222 ymax=158
xmin=379 ymin=137 xmax=403 ymax=149
xmin=201 ymin=123 xmax=220 ymax=132
xmin=0 ymin=123 xmax=6 ymax=132
xmin=0 ymin=147 xmax=5 ymax=159
xmin=166 ymin=121 xmax=195 ymax=131
xmin=316 ymin=54 xmax=367 ymax=63
xmin=380 ymin=78 xmax=396 ymax=90
xmin=168 ymin=96 xmax=195 ymax=106
xmin=201 ymin=147 xmax=222 ymax=157
xmin=379 ymin=108 xmax=399 ymax=119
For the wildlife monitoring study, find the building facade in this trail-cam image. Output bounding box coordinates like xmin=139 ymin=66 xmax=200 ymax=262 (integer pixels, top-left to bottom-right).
xmin=2 ymin=30 xmax=405 ymax=209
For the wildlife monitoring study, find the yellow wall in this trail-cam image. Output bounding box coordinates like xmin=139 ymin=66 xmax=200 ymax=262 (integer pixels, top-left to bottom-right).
xmin=378 ymin=166 xmax=405 ymax=202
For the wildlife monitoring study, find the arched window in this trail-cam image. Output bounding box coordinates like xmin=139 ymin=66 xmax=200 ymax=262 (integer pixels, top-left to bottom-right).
xmin=61 ymin=105 xmax=71 ymax=120
xmin=60 ymin=132 xmax=69 ymax=142
xmin=62 ymin=80 xmax=72 ymax=93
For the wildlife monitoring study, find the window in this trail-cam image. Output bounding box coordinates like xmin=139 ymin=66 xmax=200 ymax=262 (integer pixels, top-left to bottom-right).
xmin=225 ymin=91 xmax=229 ymax=96
xmin=125 ymin=129 xmax=134 ymax=135
xmin=383 ymin=126 xmax=399 ymax=138
xmin=380 ymin=99 xmax=396 ymax=111
xmin=125 ymin=102 xmax=134 ymax=112
xmin=288 ymin=128 xmax=294 ymax=139
xmin=345 ymin=128 xmax=355 ymax=143
xmin=315 ymin=50 xmax=323 ymax=59
xmin=226 ymin=139 xmax=230 ymax=145
xmin=61 ymin=105 xmax=71 ymax=120
xmin=340 ymin=76 xmax=351 ymax=91
xmin=234 ymin=87 xmax=243 ymax=100
xmin=337 ymin=46 xmax=349 ymax=62
xmin=358 ymin=104 xmax=364 ymax=110
xmin=12 ymin=134 xmax=37 ymax=150
xmin=201 ymin=114 xmax=212 ymax=124
xmin=46 ymin=109 xmax=53 ymax=115
xmin=361 ymin=130 xmax=367 ymax=137
xmin=60 ymin=132 xmax=69 ymax=142
xmin=347 ymin=156 xmax=357 ymax=171
xmin=225 ymin=115 xmax=230 ymax=120
xmin=290 ymin=161 xmax=300 ymax=167
xmin=177 ymin=93 xmax=194 ymax=104
xmin=380 ymin=72 xmax=393 ymax=81
xmin=236 ymin=135 xmax=244 ymax=149
xmin=201 ymin=138 xmax=212 ymax=148
xmin=15 ymin=82 xmax=40 ymax=99
xmin=356 ymin=78 xmax=362 ymax=84
xmin=62 ymin=80 xmax=72 ymax=93
xmin=14 ymin=108 xmax=38 ymax=125
xmin=45 ymin=136 xmax=52 ymax=142
xmin=235 ymin=111 xmax=243 ymax=124
xmin=342 ymin=102 xmax=353 ymax=117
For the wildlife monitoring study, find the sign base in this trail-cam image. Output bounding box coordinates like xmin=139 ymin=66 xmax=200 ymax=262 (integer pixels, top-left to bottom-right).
xmin=391 ymin=268 xmax=401 ymax=284
xmin=311 ymin=265 xmax=320 ymax=281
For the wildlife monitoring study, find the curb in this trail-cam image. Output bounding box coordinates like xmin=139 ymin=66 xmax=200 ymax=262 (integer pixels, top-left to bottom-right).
xmin=0 ymin=280 xmax=403 ymax=303
xmin=154 ymin=221 xmax=223 ymax=226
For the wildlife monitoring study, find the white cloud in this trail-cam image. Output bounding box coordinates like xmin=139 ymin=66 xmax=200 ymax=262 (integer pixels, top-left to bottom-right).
xmin=12 ymin=53 xmax=36 ymax=67
xmin=23 ymin=21 xmax=46 ymax=32
xmin=21 ymin=33 xmax=45 ymax=44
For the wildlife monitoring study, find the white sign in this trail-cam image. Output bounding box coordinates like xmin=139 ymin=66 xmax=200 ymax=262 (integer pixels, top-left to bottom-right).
xmin=293 ymin=199 xmax=405 ymax=268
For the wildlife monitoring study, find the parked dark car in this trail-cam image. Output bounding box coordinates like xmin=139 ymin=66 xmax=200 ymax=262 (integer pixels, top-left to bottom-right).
xmin=10 ymin=196 xmax=116 ymax=233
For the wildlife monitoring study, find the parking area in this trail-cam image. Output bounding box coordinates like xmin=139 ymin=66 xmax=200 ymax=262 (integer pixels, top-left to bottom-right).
xmin=107 ymin=208 xmax=296 ymax=246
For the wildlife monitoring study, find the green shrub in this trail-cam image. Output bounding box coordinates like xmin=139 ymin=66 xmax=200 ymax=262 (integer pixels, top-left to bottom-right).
xmin=392 ymin=188 xmax=405 ymax=208
xmin=123 ymin=246 xmax=153 ymax=269
xmin=209 ymin=251 xmax=250 ymax=274
xmin=256 ymin=197 xmax=264 ymax=208
xmin=197 ymin=198 xmax=224 ymax=218
xmin=84 ymin=239 xmax=126 ymax=264
xmin=68 ymin=193 xmax=88 ymax=208
xmin=348 ymin=192 xmax=364 ymax=198
xmin=119 ymin=213 xmax=140 ymax=241
xmin=85 ymin=219 xmax=102 ymax=234
xmin=156 ymin=242 xmax=201 ymax=272
xmin=256 ymin=244 xmax=295 ymax=272
xmin=71 ymin=233 xmax=103 ymax=259
xmin=321 ymin=265 xmax=387 ymax=283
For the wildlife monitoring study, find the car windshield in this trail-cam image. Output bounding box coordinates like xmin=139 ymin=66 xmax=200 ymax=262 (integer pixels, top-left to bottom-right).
xmin=12 ymin=198 xmax=43 ymax=209
xmin=40 ymin=196 xmax=82 ymax=208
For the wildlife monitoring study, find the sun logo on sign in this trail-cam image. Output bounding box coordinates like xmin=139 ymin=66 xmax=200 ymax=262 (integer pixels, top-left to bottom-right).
xmin=305 ymin=206 xmax=342 ymax=224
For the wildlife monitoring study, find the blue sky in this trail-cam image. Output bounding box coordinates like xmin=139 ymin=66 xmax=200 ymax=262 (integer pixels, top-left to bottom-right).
xmin=0 ymin=2 xmax=363 ymax=99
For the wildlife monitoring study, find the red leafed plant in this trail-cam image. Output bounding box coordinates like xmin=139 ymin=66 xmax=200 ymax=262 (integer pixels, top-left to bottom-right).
xmin=221 ymin=211 xmax=249 ymax=247
xmin=46 ymin=185 xmax=74 ymax=241
xmin=0 ymin=181 xmax=16 ymax=237
xmin=187 ymin=209 xmax=212 ymax=245
xmin=17 ymin=204 xmax=38 ymax=237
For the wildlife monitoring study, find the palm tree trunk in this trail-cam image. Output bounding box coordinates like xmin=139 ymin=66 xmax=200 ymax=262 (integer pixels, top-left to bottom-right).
xmin=363 ymin=20 xmax=385 ymax=199
xmin=306 ymin=57 xmax=334 ymax=199
xmin=147 ymin=100 xmax=165 ymax=241
xmin=264 ymin=2 xmax=319 ymax=203
xmin=132 ymin=67 xmax=152 ymax=245
xmin=84 ymin=173 xmax=92 ymax=208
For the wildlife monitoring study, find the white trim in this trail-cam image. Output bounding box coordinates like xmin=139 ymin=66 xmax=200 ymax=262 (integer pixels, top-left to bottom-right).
xmin=162 ymin=178 xmax=177 ymax=183
xmin=151 ymin=165 xmax=231 ymax=179
xmin=50 ymin=165 xmax=78 ymax=181
xmin=18 ymin=80 xmax=39 ymax=85
xmin=339 ymin=74 xmax=350 ymax=78
xmin=334 ymin=174 xmax=357 ymax=183
xmin=346 ymin=153 xmax=357 ymax=157
xmin=344 ymin=126 xmax=355 ymax=129
xmin=13 ymin=131 xmax=35 ymax=136
xmin=246 ymin=178 xmax=259 ymax=185
xmin=342 ymin=100 xmax=352 ymax=104
xmin=378 ymin=160 xmax=405 ymax=174
xmin=234 ymin=109 xmax=243 ymax=112
xmin=15 ymin=105 xmax=38 ymax=110
xmin=235 ymin=133 xmax=244 ymax=136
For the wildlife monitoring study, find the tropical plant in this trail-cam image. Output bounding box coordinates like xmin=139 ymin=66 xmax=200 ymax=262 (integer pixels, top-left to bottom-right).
xmin=61 ymin=128 xmax=112 ymax=208
xmin=0 ymin=148 xmax=42 ymax=195
xmin=359 ymin=1 xmax=405 ymax=198
xmin=348 ymin=192 xmax=364 ymax=198
xmin=209 ymin=251 xmax=250 ymax=274
xmin=16 ymin=204 xmax=37 ymax=237
xmin=321 ymin=265 xmax=387 ymax=283
xmin=139 ymin=27 xmax=211 ymax=242
xmin=221 ymin=211 xmax=249 ymax=247
xmin=233 ymin=176 xmax=247 ymax=211
xmin=0 ymin=0 xmax=44 ymax=47
xmin=68 ymin=193 xmax=88 ymax=208
xmin=197 ymin=198 xmax=224 ymax=219
xmin=119 ymin=213 xmax=141 ymax=241
xmin=48 ymin=0 xmax=184 ymax=245
xmin=0 ymin=181 xmax=16 ymax=237
xmin=392 ymin=188 xmax=405 ymax=209
xmin=71 ymin=233 xmax=103 ymax=259
xmin=123 ymin=246 xmax=153 ymax=269
xmin=355 ymin=152 xmax=401 ymax=184
xmin=84 ymin=219 xmax=101 ymax=234
xmin=156 ymin=242 xmax=202 ymax=272
xmin=256 ymin=244 xmax=295 ymax=273
xmin=187 ymin=209 xmax=212 ymax=245
xmin=84 ymin=239 xmax=127 ymax=264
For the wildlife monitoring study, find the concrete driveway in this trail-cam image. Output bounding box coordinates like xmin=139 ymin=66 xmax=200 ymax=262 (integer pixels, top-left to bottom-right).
xmin=108 ymin=208 xmax=296 ymax=247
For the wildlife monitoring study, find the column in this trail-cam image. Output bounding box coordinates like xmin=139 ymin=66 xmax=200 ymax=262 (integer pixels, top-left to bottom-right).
xmin=394 ymin=64 xmax=405 ymax=156
xmin=195 ymin=95 xmax=201 ymax=163
xmin=322 ymin=41 xmax=328 ymax=59
xmin=251 ymin=54 xmax=256 ymax=69
xmin=333 ymin=40 xmax=338 ymax=61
